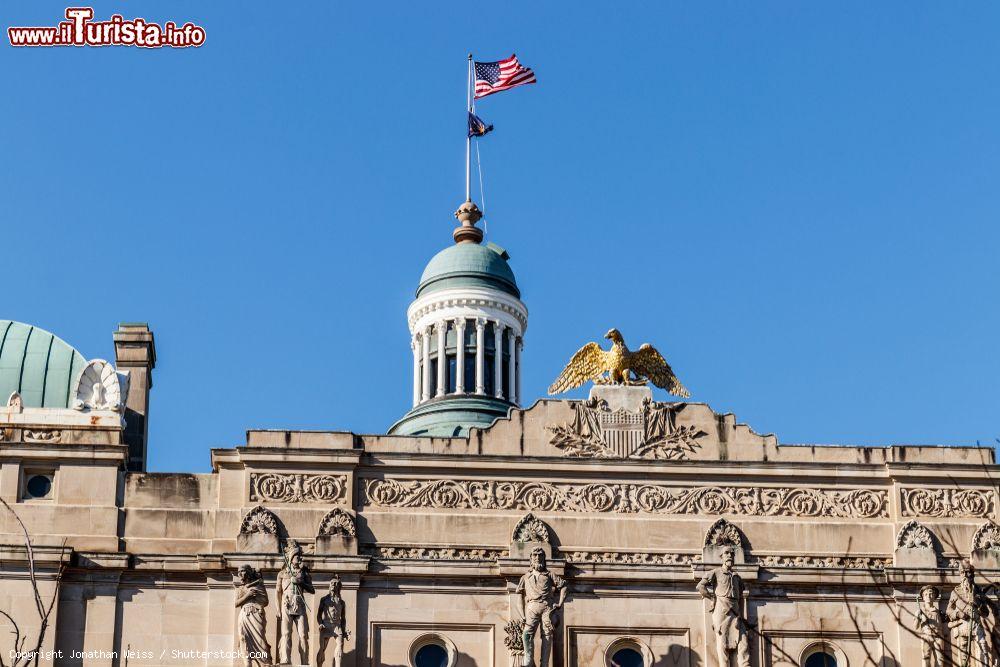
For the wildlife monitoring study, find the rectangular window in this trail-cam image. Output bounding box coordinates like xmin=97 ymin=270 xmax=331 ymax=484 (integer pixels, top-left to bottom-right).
xmin=463 ymin=353 xmax=476 ymax=393
xmin=484 ymin=353 xmax=495 ymax=396
xmin=502 ymin=355 xmax=511 ymax=399
xmin=447 ymin=355 xmax=457 ymax=393
xmin=429 ymin=359 xmax=438 ymax=397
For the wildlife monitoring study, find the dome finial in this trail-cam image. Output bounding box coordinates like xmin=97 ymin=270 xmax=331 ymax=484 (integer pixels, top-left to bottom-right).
xmin=453 ymin=199 xmax=484 ymax=244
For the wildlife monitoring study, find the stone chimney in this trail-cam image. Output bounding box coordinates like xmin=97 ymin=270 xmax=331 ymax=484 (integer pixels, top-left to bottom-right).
xmin=113 ymin=323 xmax=156 ymax=472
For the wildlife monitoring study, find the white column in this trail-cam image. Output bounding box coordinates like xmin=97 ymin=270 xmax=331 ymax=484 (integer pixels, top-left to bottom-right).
xmin=455 ymin=319 xmax=466 ymax=394
xmin=421 ymin=326 xmax=431 ymax=401
xmin=475 ymin=318 xmax=486 ymax=395
xmin=508 ymin=329 xmax=517 ymax=405
xmin=516 ymin=337 xmax=522 ymax=405
xmin=436 ymin=322 xmax=447 ymax=397
xmin=493 ymin=321 xmax=504 ymax=399
xmin=411 ymin=334 xmax=420 ymax=407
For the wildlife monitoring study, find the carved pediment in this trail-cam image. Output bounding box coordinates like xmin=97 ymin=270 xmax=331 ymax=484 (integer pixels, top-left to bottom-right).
xmin=704 ymin=518 xmax=746 ymax=550
xmin=895 ymin=520 xmax=937 ymax=551
xmin=240 ymin=505 xmax=280 ymax=535
xmin=318 ymin=507 xmax=356 ymax=538
xmin=546 ymin=386 xmax=706 ymax=460
xmin=512 ymin=513 xmax=551 ymax=544
xmin=972 ymin=521 xmax=1000 ymax=552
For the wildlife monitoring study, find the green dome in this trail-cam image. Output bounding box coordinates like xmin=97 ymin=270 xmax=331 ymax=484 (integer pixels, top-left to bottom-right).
xmin=417 ymin=242 xmax=519 ymax=299
xmin=0 ymin=320 xmax=87 ymax=408
xmin=388 ymin=396 xmax=513 ymax=437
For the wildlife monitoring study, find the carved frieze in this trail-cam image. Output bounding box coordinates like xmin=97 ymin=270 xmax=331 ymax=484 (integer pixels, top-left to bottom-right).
xmin=317 ymin=507 xmax=356 ymax=538
xmin=249 ymin=473 xmax=347 ymax=504
xmin=564 ymin=551 xmax=694 ymax=566
xmin=900 ymin=488 xmax=995 ymax=518
xmin=362 ymin=478 xmax=888 ymax=518
xmin=548 ymin=397 xmax=706 ymax=460
xmin=363 ymin=546 xmax=505 ymax=560
xmin=23 ymin=429 xmax=62 ymax=443
xmin=757 ymin=555 xmax=892 ymax=569
xmin=971 ymin=521 xmax=1000 ymax=552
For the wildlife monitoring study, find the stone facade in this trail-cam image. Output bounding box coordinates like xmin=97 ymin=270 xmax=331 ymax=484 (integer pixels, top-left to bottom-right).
xmin=2 ymin=375 xmax=1000 ymax=666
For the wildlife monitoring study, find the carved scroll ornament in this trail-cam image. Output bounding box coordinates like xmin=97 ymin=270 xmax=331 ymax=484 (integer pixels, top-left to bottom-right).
xmin=900 ymin=488 xmax=995 ymax=518
xmin=363 ymin=478 xmax=888 ymax=518
xmin=250 ymin=473 xmax=347 ymax=504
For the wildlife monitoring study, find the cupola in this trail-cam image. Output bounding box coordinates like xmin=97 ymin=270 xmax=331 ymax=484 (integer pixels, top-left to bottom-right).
xmin=389 ymin=201 xmax=528 ymax=437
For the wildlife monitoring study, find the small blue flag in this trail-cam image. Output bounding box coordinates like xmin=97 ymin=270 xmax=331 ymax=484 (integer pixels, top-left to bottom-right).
xmin=468 ymin=112 xmax=493 ymax=138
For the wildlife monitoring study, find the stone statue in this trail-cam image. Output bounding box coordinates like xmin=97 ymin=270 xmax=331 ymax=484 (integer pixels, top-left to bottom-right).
xmin=916 ymin=585 xmax=945 ymax=667
xmin=235 ymin=565 xmax=272 ymax=667
xmin=515 ymin=547 xmax=566 ymax=667
xmin=948 ymin=559 xmax=995 ymax=667
xmin=276 ymin=539 xmax=314 ymax=665
xmin=697 ymin=545 xmax=751 ymax=667
xmin=317 ymin=574 xmax=349 ymax=667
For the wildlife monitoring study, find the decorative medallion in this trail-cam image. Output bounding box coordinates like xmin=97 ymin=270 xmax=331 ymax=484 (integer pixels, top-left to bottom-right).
xmin=547 ymin=397 xmax=706 ymax=460
xmin=249 ymin=473 xmax=347 ymax=504
xmin=363 ymin=478 xmax=888 ymax=518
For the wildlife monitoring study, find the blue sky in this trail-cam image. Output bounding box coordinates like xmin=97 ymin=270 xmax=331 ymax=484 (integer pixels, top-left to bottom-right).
xmin=3 ymin=2 xmax=998 ymax=472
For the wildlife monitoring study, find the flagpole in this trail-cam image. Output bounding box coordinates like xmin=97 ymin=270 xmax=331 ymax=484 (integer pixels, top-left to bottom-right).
xmin=466 ymin=53 xmax=473 ymax=202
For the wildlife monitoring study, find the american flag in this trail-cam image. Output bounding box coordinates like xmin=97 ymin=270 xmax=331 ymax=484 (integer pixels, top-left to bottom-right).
xmin=474 ymin=54 xmax=536 ymax=99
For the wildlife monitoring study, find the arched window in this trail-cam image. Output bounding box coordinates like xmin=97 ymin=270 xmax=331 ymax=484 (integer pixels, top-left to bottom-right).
xmin=804 ymin=650 xmax=837 ymax=667
xmin=413 ymin=643 xmax=448 ymax=667
xmin=610 ymin=646 xmax=644 ymax=667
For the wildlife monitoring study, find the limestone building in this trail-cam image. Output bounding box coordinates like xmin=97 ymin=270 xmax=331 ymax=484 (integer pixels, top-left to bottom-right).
xmin=1 ymin=200 xmax=999 ymax=667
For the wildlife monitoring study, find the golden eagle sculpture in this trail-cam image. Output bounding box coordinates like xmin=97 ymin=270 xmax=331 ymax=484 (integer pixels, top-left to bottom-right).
xmin=548 ymin=329 xmax=690 ymax=397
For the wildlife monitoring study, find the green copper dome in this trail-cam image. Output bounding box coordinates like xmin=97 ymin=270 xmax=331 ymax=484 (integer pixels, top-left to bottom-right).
xmin=417 ymin=242 xmax=519 ymax=299
xmin=388 ymin=396 xmax=513 ymax=437
xmin=0 ymin=320 xmax=87 ymax=408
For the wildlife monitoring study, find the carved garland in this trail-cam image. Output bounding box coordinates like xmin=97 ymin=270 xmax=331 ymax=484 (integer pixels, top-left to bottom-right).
xmin=900 ymin=488 xmax=995 ymax=519
xmin=363 ymin=546 xmax=506 ymax=560
xmin=318 ymin=507 xmax=357 ymax=538
xmin=565 ymin=551 xmax=694 ymax=566
xmin=249 ymin=473 xmax=347 ymax=504
xmin=895 ymin=520 xmax=937 ymax=550
xmin=757 ymin=555 xmax=892 ymax=569
xmin=363 ymin=478 xmax=888 ymax=518
xmin=240 ymin=505 xmax=279 ymax=535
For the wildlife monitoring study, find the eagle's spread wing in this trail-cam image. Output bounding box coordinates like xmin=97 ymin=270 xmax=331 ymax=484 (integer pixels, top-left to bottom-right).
xmin=548 ymin=342 xmax=608 ymax=394
xmin=629 ymin=344 xmax=690 ymax=397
